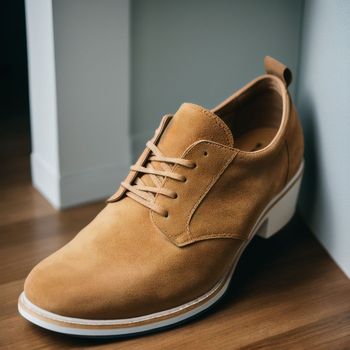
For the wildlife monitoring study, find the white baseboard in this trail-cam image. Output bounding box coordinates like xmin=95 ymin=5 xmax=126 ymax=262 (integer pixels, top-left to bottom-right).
xmin=31 ymin=153 xmax=60 ymax=208
xmin=31 ymin=153 xmax=129 ymax=209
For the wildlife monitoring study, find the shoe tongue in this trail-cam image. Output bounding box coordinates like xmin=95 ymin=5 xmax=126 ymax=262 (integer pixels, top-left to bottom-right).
xmin=157 ymin=103 xmax=234 ymax=157
xmin=137 ymin=103 xmax=233 ymax=189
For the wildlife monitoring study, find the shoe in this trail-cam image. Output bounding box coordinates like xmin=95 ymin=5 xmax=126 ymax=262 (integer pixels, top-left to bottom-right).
xmin=18 ymin=56 xmax=304 ymax=337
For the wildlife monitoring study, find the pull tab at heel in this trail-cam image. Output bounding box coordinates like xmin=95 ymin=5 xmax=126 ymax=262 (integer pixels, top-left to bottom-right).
xmin=256 ymin=168 xmax=303 ymax=239
xmin=264 ymin=56 xmax=292 ymax=87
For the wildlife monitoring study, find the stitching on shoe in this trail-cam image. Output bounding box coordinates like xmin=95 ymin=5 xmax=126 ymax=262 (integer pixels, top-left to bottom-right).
xmin=154 ymin=142 xmax=234 ymax=242
xmin=189 ymin=104 xmax=233 ymax=146
xmin=21 ymin=273 xmax=226 ymax=326
xmin=186 ymin=149 xmax=237 ymax=241
xmin=150 ymin=141 xmax=237 ymax=244
xmin=183 ymin=164 xmax=304 ymax=244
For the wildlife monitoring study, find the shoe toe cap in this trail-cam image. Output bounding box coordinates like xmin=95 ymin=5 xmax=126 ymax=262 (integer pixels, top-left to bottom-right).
xmin=24 ymin=255 xmax=75 ymax=316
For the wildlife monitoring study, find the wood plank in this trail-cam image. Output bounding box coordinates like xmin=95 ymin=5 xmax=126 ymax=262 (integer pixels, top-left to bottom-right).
xmin=1 ymin=118 xmax=349 ymax=349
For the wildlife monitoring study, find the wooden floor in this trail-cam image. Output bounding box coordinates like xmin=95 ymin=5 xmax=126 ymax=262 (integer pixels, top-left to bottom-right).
xmin=1 ymin=119 xmax=350 ymax=349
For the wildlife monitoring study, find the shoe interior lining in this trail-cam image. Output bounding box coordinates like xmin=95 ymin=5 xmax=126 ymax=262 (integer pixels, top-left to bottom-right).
xmin=214 ymin=78 xmax=283 ymax=152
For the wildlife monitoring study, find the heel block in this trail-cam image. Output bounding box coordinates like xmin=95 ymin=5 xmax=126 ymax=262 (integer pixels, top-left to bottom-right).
xmin=256 ymin=167 xmax=303 ymax=239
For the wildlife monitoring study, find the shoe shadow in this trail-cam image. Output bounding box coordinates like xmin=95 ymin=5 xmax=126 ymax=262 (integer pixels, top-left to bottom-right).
xmin=214 ymin=214 xmax=323 ymax=312
xmin=296 ymin=97 xmax=320 ymax=228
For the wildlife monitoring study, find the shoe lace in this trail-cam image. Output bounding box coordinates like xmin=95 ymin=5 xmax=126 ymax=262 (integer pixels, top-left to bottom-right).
xmin=121 ymin=140 xmax=196 ymax=217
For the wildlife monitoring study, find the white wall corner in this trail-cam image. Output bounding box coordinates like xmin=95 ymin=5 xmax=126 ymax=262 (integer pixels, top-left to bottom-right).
xmin=25 ymin=0 xmax=131 ymax=209
xmin=25 ymin=0 xmax=60 ymax=208
xmin=59 ymin=163 xmax=130 ymax=208
xmin=296 ymin=0 xmax=350 ymax=278
xmin=31 ymin=153 xmax=60 ymax=208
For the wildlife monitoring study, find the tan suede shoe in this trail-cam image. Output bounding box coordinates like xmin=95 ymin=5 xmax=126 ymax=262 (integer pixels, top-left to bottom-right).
xmin=19 ymin=56 xmax=304 ymax=337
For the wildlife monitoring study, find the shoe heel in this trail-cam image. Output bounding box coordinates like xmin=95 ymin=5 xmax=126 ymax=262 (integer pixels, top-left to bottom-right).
xmin=256 ymin=174 xmax=302 ymax=239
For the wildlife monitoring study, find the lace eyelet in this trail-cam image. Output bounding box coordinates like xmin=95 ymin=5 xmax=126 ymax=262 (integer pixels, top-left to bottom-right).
xmin=173 ymin=193 xmax=178 ymax=199
xmin=203 ymin=151 xmax=208 ymax=156
xmin=163 ymin=211 xmax=169 ymax=218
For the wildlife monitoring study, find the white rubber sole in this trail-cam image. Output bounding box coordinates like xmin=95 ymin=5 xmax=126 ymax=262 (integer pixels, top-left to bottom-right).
xmin=18 ymin=162 xmax=303 ymax=337
xmin=255 ymin=163 xmax=303 ymax=239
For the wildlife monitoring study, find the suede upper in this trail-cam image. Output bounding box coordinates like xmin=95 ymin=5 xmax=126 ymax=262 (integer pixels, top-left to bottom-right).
xmin=24 ymin=57 xmax=304 ymax=320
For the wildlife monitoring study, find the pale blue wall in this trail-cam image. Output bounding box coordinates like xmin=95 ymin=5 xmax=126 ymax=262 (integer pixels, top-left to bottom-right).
xmin=297 ymin=0 xmax=350 ymax=277
xmin=131 ymin=0 xmax=304 ymax=155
